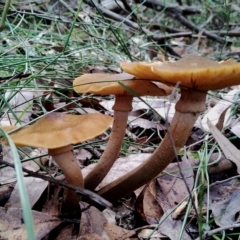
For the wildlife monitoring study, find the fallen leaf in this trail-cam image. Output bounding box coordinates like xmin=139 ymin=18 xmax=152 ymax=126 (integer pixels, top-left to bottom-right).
xmin=82 ymin=153 xmax=151 ymax=190
xmin=55 ymin=224 xmax=74 ymax=240
xmin=201 ymin=89 xmax=239 ymax=131
xmin=128 ymin=116 xmax=158 ymax=129
xmin=0 ymin=207 xmax=61 ymax=240
xmin=211 ymin=189 xmax=240 ymax=227
xmin=135 ymin=159 xmax=194 ymax=224
xmin=158 ymin=210 xmax=192 ymax=240
xmin=138 ymin=228 xmax=166 ymax=239
xmin=79 ymin=203 xmax=134 ymax=240
xmin=1 ymin=89 xmax=34 ymax=126
xmin=207 ymin=119 xmax=240 ymax=173
xmin=156 ymin=159 xmax=194 ymax=212
xmin=74 ymin=148 xmax=92 ymax=162
xmin=135 ymin=181 xmax=164 ymax=224
xmin=4 ymin=177 xmax=48 ymax=208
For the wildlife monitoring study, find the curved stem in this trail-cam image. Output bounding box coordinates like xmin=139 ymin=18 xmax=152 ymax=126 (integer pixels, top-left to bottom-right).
xmin=84 ymin=95 xmax=133 ymax=190
xmin=97 ymin=91 xmax=206 ymax=202
xmin=49 ymin=146 xmax=84 ymax=212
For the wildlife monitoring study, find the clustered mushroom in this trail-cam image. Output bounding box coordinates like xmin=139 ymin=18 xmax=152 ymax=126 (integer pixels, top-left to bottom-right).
xmin=2 ymin=112 xmax=113 ymax=212
xmin=5 ymin=55 xmax=240 ymax=208
xmin=73 ymin=72 xmax=172 ymax=191
xmin=96 ymin=56 xmax=240 ymax=202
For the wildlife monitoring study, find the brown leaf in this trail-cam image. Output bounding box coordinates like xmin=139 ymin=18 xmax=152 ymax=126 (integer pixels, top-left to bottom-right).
xmin=128 ymin=116 xmax=158 ymax=129
xmin=5 ymin=177 xmax=48 ymax=208
xmin=209 ymin=178 xmax=240 ymax=227
xmin=135 ymin=159 xmax=194 ymax=224
xmin=135 ymin=181 xmax=164 ymax=224
xmin=207 ymin=118 xmax=240 ymax=173
xmin=55 ymin=224 xmax=74 ymax=240
xmin=211 ymin=189 xmax=240 ymax=227
xmin=156 ymin=159 xmax=194 ymax=212
xmin=158 ymin=210 xmax=192 ymax=240
xmin=82 ymin=154 xmax=151 ymax=190
xmin=79 ymin=203 xmax=110 ymax=240
xmin=79 ymin=203 xmax=134 ymax=240
xmin=0 ymin=207 xmax=61 ymax=240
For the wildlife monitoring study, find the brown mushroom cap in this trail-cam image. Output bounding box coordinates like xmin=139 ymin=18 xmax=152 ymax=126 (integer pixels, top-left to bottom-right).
xmin=73 ymin=72 xmax=172 ymax=96
xmin=2 ymin=112 xmax=113 ymax=149
xmin=120 ymin=62 xmax=164 ymax=80
xmin=121 ymin=56 xmax=240 ymax=91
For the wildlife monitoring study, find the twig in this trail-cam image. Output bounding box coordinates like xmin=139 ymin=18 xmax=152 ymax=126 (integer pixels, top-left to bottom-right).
xmin=167 ymin=9 xmax=230 ymax=44
xmin=196 ymin=223 xmax=240 ymax=240
xmin=0 ymin=159 xmax=112 ymax=209
xmin=135 ymin=0 xmax=231 ymax=44
xmin=0 ymin=72 xmax=31 ymax=82
xmin=120 ymin=0 xmax=138 ymax=22
xmin=134 ymin=0 xmax=201 ymax=16
xmin=209 ymin=175 xmax=240 ymax=188
xmin=84 ymin=0 xmax=181 ymax=57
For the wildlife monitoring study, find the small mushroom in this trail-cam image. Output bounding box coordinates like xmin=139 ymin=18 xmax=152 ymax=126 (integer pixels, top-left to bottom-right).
xmin=2 ymin=112 xmax=113 ymax=212
xmin=73 ymin=72 xmax=172 ymax=190
xmin=97 ymin=56 xmax=240 ymax=202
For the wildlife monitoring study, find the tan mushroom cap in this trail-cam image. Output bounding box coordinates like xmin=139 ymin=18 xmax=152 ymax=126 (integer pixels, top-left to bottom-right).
xmin=120 ymin=62 xmax=164 ymax=80
xmin=2 ymin=112 xmax=113 ymax=149
xmin=73 ymin=72 xmax=172 ymax=96
xmin=121 ymin=56 xmax=240 ymax=91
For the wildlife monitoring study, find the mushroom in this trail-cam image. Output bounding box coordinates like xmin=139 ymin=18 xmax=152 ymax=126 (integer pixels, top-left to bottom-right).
xmin=73 ymin=72 xmax=172 ymax=190
xmin=97 ymin=55 xmax=240 ymax=202
xmin=2 ymin=112 xmax=113 ymax=212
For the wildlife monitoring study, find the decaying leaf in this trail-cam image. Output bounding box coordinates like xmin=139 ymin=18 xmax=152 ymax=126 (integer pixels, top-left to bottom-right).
xmin=210 ymin=178 xmax=240 ymax=227
xmin=82 ymin=153 xmax=151 ymax=190
xmin=0 ymin=207 xmax=61 ymax=240
xmin=138 ymin=228 xmax=166 ymax=239
xmin=4 ymin=150 xmax=48 ymax=209
xmin=128 ymin=116 xmax=159 ymax=130
xmin=4 ymin=177 xmax=48 ymax=208
xmin=135 ymin=180 xmax=164 ymax=224
xmin=156 ymin=159 xmax=194 ymax=212
xmin=201 ymin=89 xmax=238 ymax=131
xmin=135 ymin=159 xmax=194 ymax=224
xmin=158 ymin=210 xmax=192 ymax=240
xmin=79 ymin=203 xmax=134 ymax=240
xmin=0 ymin=146 xmax=17 ymax=184
xmin=207 ymin=119 xmax=240 ymax=173
xmin=211 ymin=189 xmax=240 ymax=227
xmin=1 ymin=89 xmax=34 ymax=126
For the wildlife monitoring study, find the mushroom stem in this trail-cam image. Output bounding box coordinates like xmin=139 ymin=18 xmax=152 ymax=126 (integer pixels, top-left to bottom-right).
xmin=49 ymin=145 xmax=84 ymax=211
xmin=97 ymin=90 xmax=206 ymax=202
xmin=84 ymin=95 xmax=133 ymax=190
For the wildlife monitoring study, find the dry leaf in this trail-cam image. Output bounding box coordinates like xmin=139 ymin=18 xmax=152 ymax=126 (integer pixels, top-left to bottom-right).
xmin=1 ymin=89 xmax=34 ymax=126
xmin=138 ymin=229 xmax=166 ymax=239
xmin=128 ymin=116 xmax=158 ymax=129
xmin=158 ymin=210 xmax=192 ymax=240
xmin=0 ymin=207 xmax=61 ymax=240
xmin=4 ymin=177 xmax=48 ymax=208
xmin=231 ymin=121 xmax=240 ymax=138
xmin=135 ymin=181 xmax=164 ymax=224
xmin=207 ymin=118 xmax=240 ymax=173
xmin=211 ymin=189 xmax=240 ymax=227
xmin=209 ymin=177 xmax=240 ymax=227
xmin=79 ymin=203 xmax=134 ymax=240
xmin=136 ymin=159 xmax=194 ymax=224
xmin=82 ymin=154 xmax=151 ymax=190
xmin=156 ymin=159 xmax=194 ymax=212
xmin=55 ymin=224 xmax=74 ymax=240
xmin=201 ymin=89 xmax=238 ymax=131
